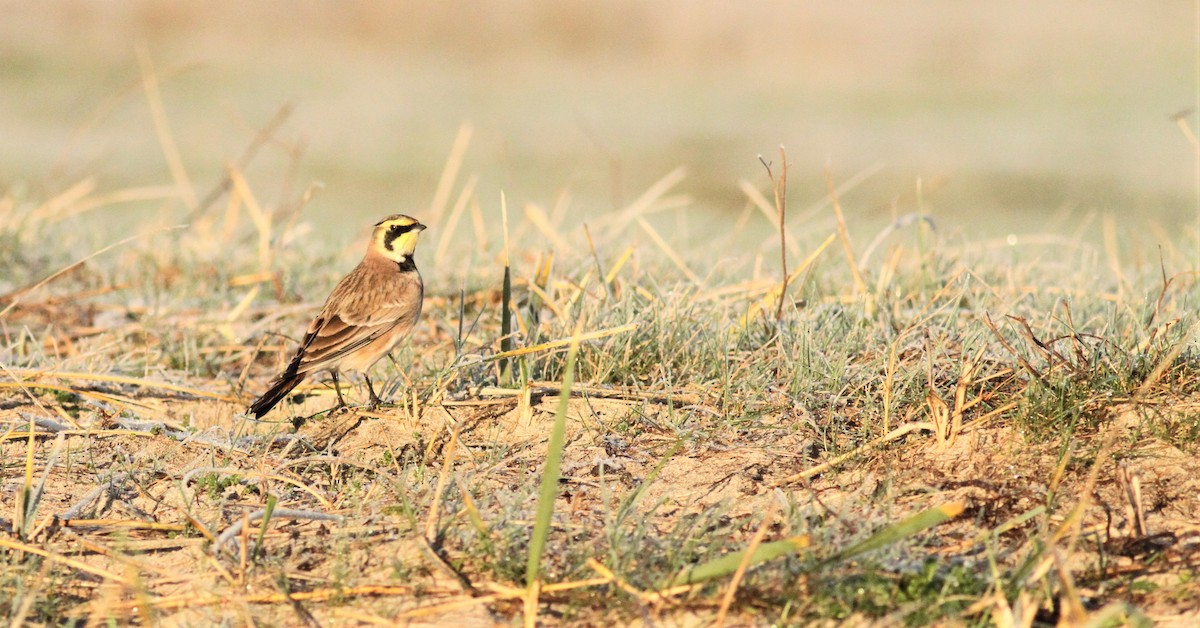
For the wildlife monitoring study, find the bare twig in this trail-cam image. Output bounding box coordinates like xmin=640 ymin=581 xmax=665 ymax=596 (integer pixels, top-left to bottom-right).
xmin=758 ymin=147 xmax=790 ymax=322
xmin=189 ymin=103 xmax=296 ymax=220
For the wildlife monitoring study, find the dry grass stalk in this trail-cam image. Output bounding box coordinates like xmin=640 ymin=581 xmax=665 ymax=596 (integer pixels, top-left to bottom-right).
xmin=0 ymin=536 xmax=134 ymax=586
xmin=428 ymin=122 xmax=474 ymax=224
xmin=136 ymin=45 xmax=196 ymax=209
xmin=776 ymin=422 xmax=931 ymax=485
xmin=636 ymin=216 xmax=699 ymax=284
xmin=425 ymin=427 xmax=460 ymax=541
xmin=823 ymin=167 xmax=868 ymax=294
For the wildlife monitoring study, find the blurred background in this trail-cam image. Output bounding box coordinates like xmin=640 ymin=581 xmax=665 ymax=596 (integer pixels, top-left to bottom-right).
xmin=1 ymin=1 xmax=1196 ymax=243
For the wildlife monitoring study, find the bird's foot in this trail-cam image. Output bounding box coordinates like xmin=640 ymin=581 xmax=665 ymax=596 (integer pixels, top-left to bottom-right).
xmin=364 ymin=375 xmax=385 ymax=412
xmin=326 ymin=398 xmax=350 ymax=417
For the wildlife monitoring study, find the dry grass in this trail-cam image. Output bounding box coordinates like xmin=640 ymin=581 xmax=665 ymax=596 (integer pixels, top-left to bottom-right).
xmin=4 ymin=15 xmax=1200 ymax=616
xmin=3 ymin=127 xmax=1200 ymax=626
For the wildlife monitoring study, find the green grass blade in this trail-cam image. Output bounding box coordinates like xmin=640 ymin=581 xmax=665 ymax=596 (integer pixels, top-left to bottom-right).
xmin=666 ymin=535 xmax=812 ymax=587
xmin=614 ymin=439 xmax=682 ymax=526
xmin=499 ymin=191 xmax=513 ymax=386
xmin=500 ymin=263 xmax=513 ymax=385
xmin=970 ymin=505 xmax=1044 ymax=546
xmin=826 ymin=501 xmax=964 ymax=564
xmin=24 ymin=434 xmax=66 ymax=534
xmin=525 ymin=324 xmax=582 ymax=587
xmin=666 ymin=502 xmax=963 ymax=589
xmin=18 ymin=412 xmax=36 ymax=539
xmin=253 ymin=494 xmax=278 ymax=560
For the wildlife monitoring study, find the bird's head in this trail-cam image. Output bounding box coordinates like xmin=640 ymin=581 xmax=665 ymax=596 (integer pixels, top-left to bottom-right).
xmin=371 ymin=214 xmax=426 ymax=264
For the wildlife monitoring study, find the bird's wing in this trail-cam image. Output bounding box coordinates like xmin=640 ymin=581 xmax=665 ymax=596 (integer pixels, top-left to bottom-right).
xmin=277 ymin=263 xmax=423 ymax=376
xmin=290 ymin=298 xmax=415 ymax=375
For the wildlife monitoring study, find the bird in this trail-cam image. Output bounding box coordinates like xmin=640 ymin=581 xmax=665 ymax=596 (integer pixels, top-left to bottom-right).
xmin=247 ymin=214 xmax=426 ymax=418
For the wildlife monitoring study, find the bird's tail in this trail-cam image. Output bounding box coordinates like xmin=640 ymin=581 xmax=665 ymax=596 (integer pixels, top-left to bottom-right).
xmin=248 ymin=372 xmax=307 ymax=418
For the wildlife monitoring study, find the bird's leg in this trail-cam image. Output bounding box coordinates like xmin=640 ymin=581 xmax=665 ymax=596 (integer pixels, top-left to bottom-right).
xmin=330 ymin=370 xmax=348 ymax=410
xmin=364 ymin=374 xmax=383 ymax=410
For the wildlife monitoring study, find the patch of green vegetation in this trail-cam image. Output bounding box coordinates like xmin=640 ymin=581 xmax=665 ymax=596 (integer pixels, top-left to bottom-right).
xmin=1128 ymin=578 xmax=1159 ymax=594
xmin=196 ymin=472 xmax=244 ymax=501
xmin=803 ymin=560 xmax=988 ymax=625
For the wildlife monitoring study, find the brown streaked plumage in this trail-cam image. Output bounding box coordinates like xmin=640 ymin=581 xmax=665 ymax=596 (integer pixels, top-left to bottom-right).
xmin=248 ymin=214 xmax=426 ymax=418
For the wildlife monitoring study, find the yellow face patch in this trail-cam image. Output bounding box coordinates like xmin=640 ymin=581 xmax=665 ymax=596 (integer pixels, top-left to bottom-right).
xmin=373 ymin=215 xmax=426 ymax=261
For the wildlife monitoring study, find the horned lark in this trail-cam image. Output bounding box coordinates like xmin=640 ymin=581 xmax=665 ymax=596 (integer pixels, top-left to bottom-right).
xmin=248 ymin=214 xmax=426 ymax=418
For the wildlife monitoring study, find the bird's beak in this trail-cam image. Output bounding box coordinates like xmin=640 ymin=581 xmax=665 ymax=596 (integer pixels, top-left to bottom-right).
xmin=415 ymin=222 xmax=427 ymax=231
